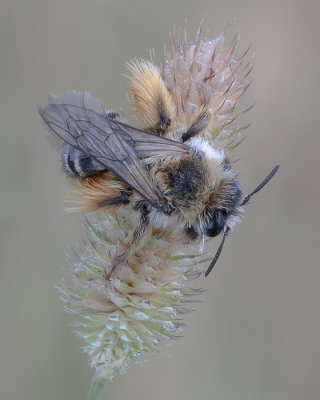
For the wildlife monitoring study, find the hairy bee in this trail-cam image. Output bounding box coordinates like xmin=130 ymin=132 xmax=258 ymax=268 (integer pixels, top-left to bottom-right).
xmin=38 ymin=37 xmax=278 ymax=278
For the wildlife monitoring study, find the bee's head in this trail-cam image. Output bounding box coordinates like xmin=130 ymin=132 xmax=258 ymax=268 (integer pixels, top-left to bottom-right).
xmin=182 ymin=148 xmax=243 ymax=242
xmin=204 ymin=181 xmax=242 ymax=238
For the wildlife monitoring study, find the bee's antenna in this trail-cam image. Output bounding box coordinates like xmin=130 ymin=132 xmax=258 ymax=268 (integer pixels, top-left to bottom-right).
xmin=205 ymin=165 xmax=279 ymax=277
xmin=240 ymin=165 xmax=279 ymax=206
xmin=205 ymin=227 xmax=230 ymax=277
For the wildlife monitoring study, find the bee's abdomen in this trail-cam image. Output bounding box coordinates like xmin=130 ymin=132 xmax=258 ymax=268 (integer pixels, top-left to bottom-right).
xmin=59 ymin=110 xmax=124 ymax=179
xmin=61 ymin=147 xmax=106 ymax=179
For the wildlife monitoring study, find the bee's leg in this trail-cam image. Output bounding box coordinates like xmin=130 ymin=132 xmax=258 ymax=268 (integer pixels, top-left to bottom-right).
xmin=97 ymin=192 xmax=131 ymax=208
xmin=69 ymin=175 xmax=133 ymax=213
xmin=105 ymin=206 xmax=151 ymax=279
xmin=182 ymin=83 xmax=213 ymax=142
xmin=128 ymin=61 xmax=175 ymax=136
xmin=146 ymin=112 xmax=171 ymax=135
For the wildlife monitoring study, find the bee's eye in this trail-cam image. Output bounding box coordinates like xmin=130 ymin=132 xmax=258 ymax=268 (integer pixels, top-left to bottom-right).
xmin=205 ymin=209 xmax=227 ymax=237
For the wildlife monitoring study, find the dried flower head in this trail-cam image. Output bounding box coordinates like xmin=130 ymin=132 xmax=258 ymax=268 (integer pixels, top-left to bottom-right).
xmin=56 ymin=23 xmax=253 ymax=382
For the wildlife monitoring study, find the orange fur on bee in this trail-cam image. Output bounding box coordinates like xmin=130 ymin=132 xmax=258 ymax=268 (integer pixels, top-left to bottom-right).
xmin=126 ymin=60 xmax=176 ymax=132
xmin=67 ymin=173 xmax=130 ymax=213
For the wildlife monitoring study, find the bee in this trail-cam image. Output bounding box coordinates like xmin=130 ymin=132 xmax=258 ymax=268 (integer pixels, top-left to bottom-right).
xmin=38 ymin=57 xmax=278 ymax=278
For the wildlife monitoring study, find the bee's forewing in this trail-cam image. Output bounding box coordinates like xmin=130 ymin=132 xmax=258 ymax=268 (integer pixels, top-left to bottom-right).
xmin=38 ymin=91 xmax=188 ymax=207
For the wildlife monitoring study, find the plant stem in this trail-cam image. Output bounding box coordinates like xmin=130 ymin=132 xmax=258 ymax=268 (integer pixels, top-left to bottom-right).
xmin=86 ymin=378 xmax=104 ymax=400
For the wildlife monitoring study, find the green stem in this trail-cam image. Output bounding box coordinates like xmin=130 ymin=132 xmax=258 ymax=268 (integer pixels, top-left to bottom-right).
xmin=86 ymin=378 xmax=104 ymax=400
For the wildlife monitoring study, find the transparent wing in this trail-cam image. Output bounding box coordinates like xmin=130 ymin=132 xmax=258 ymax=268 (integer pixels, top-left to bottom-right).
xmin=38 ymin=91 xmax=188 ymax=207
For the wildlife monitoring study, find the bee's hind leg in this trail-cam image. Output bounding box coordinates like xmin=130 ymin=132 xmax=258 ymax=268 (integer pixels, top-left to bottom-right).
xmin=105 ymin=205 xmax=152 ymax=279
xmin=97 ymin=192 xmax=131 ymax=208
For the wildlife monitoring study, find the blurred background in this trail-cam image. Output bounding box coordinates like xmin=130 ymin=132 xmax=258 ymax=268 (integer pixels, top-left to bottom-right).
xmin=1 ymin=0 xmax=319 ymax=399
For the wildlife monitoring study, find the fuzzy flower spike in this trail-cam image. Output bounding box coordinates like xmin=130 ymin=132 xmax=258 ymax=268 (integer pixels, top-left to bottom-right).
xmin=38 ymin=23 xmax=255 ymax=397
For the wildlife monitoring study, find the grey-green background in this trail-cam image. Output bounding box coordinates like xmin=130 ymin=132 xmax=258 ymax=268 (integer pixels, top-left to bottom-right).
xmin=1 ymin=1 xmax=319 ymax=399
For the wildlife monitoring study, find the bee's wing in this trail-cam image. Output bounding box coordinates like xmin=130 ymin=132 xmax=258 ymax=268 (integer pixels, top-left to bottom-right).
xmin=38 ymin=91 xmax=188 ymax=207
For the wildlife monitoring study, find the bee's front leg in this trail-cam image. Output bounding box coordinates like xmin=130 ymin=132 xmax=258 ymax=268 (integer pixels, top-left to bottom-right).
xmin=105 ymin=205 xmax=151 ymax=279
